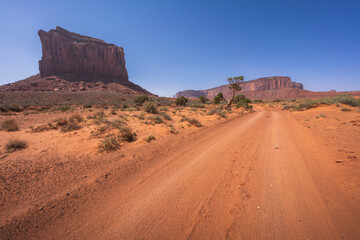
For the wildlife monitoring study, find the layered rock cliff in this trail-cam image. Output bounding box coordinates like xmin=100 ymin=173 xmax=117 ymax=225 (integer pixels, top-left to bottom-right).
xmin=175 ymin=76 xmax=303 ymax=99
xmin=0 ymin=27 xmax=152 ymax=94
xmin=38 ymin=26 xmax=128 ymax=83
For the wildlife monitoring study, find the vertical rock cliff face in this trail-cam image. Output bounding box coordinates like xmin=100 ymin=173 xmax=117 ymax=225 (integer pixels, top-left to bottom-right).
xmin=175 ymin=76 xmax=303 ymax=99
xmin=38 ymin=26 xmax=128 ymax=84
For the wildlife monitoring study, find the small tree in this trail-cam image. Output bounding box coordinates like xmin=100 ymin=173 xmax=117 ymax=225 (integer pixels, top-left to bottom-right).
xmin=198 ymin=95 xmax=209 ymax=104
xmin=214 ymin=92 xmax=225 ymax=104
xmin=175 ymin=96 xmax=188 ymax=106
xmin=227 ymin=76 xmax=244 ymax=107
xmin=134 ymin=95 xmax=149 ymax=105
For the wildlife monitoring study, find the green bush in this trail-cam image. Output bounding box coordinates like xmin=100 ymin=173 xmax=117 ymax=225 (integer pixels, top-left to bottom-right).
xmin=159 ymin=106 xmax=168 ymax=111
xmin=236 ymin=100 xmax=253 ymax=110
xmin=214 ymin=93 xmax=225 ymax=104
xmin=143 ymin=101 xmax=159 ymax=114
xmin=160 ymin=112 xmax=172 ymax=120
xmin=134 ymin=95 xmax=149 ymax=105
xmin=6 ymin=139 xmax=27 ymax=152
xmin=149 ymin=115 xmax=163 ymax=124
xmin=175 ymin=96 xmax=188 ymax=106
xmin=191 ymin=103 xmax=205 ymax=108
xmin=341 ymin=108 xmax=351 ymax=112
xmin=199 ymin=95 xmax=209 ymax=103
xmin=1 ymin=119 xmax=19 ymax=131
xmin=233 ymin=94 xmax=246 ymax=104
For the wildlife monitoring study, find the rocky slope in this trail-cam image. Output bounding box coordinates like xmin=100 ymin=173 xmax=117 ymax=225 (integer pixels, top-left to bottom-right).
xmin=0 ymin=27 xmax=152 ymax=94
xmin=175 ymin=76 xmax=303 ymax=99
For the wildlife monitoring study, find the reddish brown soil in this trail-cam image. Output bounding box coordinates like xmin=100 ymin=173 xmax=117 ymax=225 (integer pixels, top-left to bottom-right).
xmin=1 ymin=106 xmax=360 ymax=239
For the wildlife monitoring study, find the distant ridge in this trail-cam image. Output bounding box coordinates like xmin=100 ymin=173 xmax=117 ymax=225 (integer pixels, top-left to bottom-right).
xmin=175 ymin=76 xmax=360 ymax=100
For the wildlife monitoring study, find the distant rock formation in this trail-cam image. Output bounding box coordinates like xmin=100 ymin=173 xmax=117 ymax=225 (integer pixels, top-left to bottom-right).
xmin=175 ymin=76 xmax=303 ymax=99
xmin=38 ymin=26 xmax=128 ymax=83
xmin=0 ymin=26 xmax=152 ymax=95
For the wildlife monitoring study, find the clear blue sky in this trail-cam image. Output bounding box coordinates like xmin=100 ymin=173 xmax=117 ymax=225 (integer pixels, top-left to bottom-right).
xmin=0 ymin=0 xmax=359 ymax=97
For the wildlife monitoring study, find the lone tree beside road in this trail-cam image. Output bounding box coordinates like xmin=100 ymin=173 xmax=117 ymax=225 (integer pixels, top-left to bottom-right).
xmin=227 ymin=76 xmax=244 ymax=107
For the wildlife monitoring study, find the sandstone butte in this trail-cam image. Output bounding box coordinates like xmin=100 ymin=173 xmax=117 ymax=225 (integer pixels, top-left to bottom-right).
xmin=0 ymin=26 xmax=152 ymax=94
xmin=175 ymin=76 xmax=360 ymax=100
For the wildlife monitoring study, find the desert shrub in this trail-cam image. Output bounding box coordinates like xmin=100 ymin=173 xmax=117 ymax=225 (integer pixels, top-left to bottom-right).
xmin=111 ymin=109 xmax=117 ymax=115
xmin=284 ymin=94 xmax=360 ymax=112
xmin=84 ymin=105 xmax=92 ymax=109
xmin=134 ymin=94 xmax=149 ymax=105
xmin=291 ymin=101 xmax=319 ymax=111
xmin=175 ymin=96 xmax=188 ymax=106
xmin=55 ymin=105 xmax=72 ymax=112
xmin=199 ymin=96 xmax=209 ymax=104
xmin=111 ymin=119 xmax=125 ymax=129
xmin=192 ymin=103 xmax=205 ymax=108
xmin=120 ymin=126 xmax=136 ymax=142
xmin=341 ymin=108 xmax=351 ymax=112
xmin=6 ymin=139 xmax=27 ymax=152
xmin=93 ymin=111 xmax=105 ymax=120
xmin=1 ymin=119 xmax=19 ymax=131
xmin=0 ymin=105 xmax=9 ymax=112
xmin=149 ymin=115 xmax=163 ymax=124
xmin=273 ymin=99 xmax=283 ymax=102
xmin=159 ymin=106 xmax=168 ymax=111
xmin=206 ymin=106 xmax=226 ymax=118
xmin=316 ymin=114 xmax=327 ymax=118
xmin=32 ymin=123 xmax=57 ymax=133
xmin=91 ymin=126 xmax=110 ymax=136
xmin=54 ymin=118 xmax=68 ymax=126
xmin=143 ymin=101 xmax=159 ymax=114
xmin=213 ymin=93 xmax=225 ymax=104
xmin=7 ymin=104 xmax=22 ymax=112
xmin=282 ymin=105 xmax=294 ymax=110
xmin=98 ymin=136 xmax=120 ymax=152
xmin=134 ymin=113 xmax=145 ymax=120
xmin=233 ymin=94 xmax=246 ymax=104
xmin=253 ymin=99 xmax=263 ymax=103
xmin=160 ymin=112 xmax=172 ymax=120
xmin=181 ymin=117 xmax=202 ymax=127
xmin=236 ymin=101 xmax=253 ymax=110
xmin=61 ymin=122 xmax=81 ymax=132
xmin=145 ymin=135 xmax=156 ymax=142
xmin=69 ymin=114 xmax=83 ymax=123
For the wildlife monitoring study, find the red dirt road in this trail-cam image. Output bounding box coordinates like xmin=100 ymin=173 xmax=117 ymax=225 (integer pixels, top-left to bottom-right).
xmin=2 ymin=109 xmax=360 ymax=239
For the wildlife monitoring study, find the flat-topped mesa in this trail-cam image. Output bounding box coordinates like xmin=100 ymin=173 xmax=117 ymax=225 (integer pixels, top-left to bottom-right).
xmin=38 ymin=26 xmax=128 ymax=83
xmin=175 ymin=76 xmax=303 ymax=99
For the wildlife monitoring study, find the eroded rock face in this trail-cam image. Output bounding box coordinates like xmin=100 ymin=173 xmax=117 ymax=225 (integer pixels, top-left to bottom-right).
xmin=38 ymin=26 xmax=128 ymax=84
xmin=175 ymin=76 xmax=303 ymax=99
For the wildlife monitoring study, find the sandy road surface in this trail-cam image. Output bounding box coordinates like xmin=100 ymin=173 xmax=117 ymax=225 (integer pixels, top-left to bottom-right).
xmin=2 ymin=109 xmax=360 ymax=239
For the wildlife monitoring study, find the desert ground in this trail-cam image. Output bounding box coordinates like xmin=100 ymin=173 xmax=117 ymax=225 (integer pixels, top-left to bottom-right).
xmin=1 ymin=97 xmax=360 ymax=239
